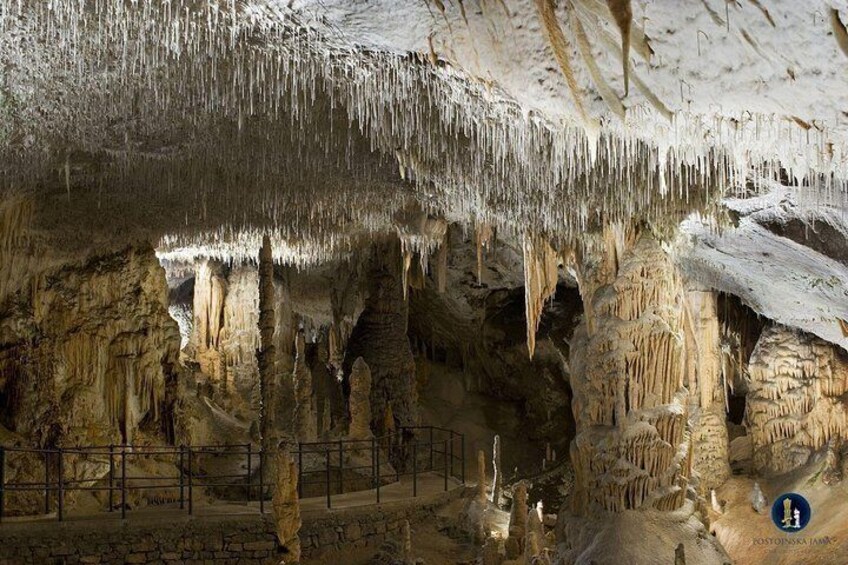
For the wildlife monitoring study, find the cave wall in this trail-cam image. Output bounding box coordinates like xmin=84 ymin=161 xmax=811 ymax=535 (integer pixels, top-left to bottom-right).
xmin=0 ymin=244 xmax=181 ymax=447
xmin=343 ymin=242 xmax=418 ymax=435
xmin=747 ymin=324 xmax=848 ymax=476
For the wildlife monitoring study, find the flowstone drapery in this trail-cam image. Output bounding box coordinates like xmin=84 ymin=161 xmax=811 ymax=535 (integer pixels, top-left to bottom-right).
xmin=747 ymin=324 xmax=848 ymax=476
xmin=562 ymin=228 xmax=729 ymax=564
xmin=684 ymin=290 xmax=731 ymax=491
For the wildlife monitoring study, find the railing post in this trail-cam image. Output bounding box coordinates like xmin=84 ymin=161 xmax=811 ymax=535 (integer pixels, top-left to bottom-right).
xmin=461 ymin=433 xmax=465 ymax=484
xmin=179 ymin=445 xmax=185 ymax=510
xmin=120 ymin=448 xmax=126 ymax=520
xmin=0 ymin=446 xmax=5 ymax=523
xmin=259 ymin=448 xmax=264 ymax=514
xmin=443 ymin=439 xmax=448 ymax=492
xmin=338 ymin=440 xmax=344 ymax=495
xmin=395 ymin=430 xmax=401 ymax=483
xmin=376 ymin=442 xmax=381 ymax=504
xmin=412 ymin=442 xmax=418 ymax=498
xmin=429 ymin=427 xmax=434 ymax=471
xmin=449 ymin=430 xmax=454 ymax=477
xmin=187 ymin=446 xmax=193 ymax=516
xmin=108 ymin=444 xmax=114 ymax=512
xmin=246 ymin=444 xmax=252 ymax=502
xmin=57 ymin=448 xmax=64 ymax=522
xmin=44 ymin=450 xmax=50 ymax=514
xmin=371 ymin=437 xmax=377 ymax=489
xmin=297 ymin=443 xmax=303 ymax=499
xmin=325 ymin=448 xmax=331 ymax=509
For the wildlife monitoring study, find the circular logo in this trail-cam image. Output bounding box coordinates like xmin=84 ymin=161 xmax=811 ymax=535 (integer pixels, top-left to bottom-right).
xmin=771 ymin=493 xmax=811 ymax=532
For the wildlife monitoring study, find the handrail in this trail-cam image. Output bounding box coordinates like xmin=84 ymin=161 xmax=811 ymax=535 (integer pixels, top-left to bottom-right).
xmin=0 ymin=425 xmax=465 ymax=523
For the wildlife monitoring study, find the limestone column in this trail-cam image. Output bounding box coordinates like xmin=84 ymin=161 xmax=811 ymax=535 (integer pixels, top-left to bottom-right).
xmin=257 ymin=236 xmax=279 ymax=458
xmin=348 ymin=357 xmax=373 ymax=440
xmin=343 ymin=241 xmax=418 ymax=435
xmin=562 ymin=228 xmax=729 ymax=563
xmin=273 ymin=445 xmax=301 ymax=563
xmin=569 ymin=229 xmax=689 ymax=514
xmin=293 ymin=330 xmax=317 ymax=442
xmin=192 ymin=259 xmax=227 ymax=380
xmin=684 ymin=289 xmax=731 ymax=491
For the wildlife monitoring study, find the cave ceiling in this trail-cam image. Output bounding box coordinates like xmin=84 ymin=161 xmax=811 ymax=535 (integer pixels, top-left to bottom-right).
xmin=2 ymin=1 xmax=848 ymax=346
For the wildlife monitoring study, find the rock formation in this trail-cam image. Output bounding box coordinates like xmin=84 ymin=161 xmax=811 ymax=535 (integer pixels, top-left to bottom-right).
xmin=191 ymin=259 xmax=227 ymax=382
xmin=747 ymin=324 xmax=848 ymax=475
xmin=569 ymin=231 xmax=690 ymax=514
xmin=491 ymin=434 xmax=503 ymax=506
xmin=343 ymin=243 xmax=418 ymax=436
xmin=293 ymin=331 xmax=317 ymax=442
xmin=563 ymin=228 xmax=729 ymax=563
xmin=0 ymin=244 xmax=180 ymax=448
xmin=348 ymin=357 xmax=374 ymax=440
xmin=684 ymin=290 xmax=731 ymax=491
xmin=508 ymin=481 xmax=528 ymax=557
xmin=750 ymin=482 xmax=767 ymax=514
xmin=272 ymin=445 xmax=302 ymax=563
xmin=257 ymin=235 xmax=280 ymax=458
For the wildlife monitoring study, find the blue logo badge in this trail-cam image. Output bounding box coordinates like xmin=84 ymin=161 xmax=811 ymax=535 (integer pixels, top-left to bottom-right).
xmin=771 ymin=493 xmax=811 ymax=532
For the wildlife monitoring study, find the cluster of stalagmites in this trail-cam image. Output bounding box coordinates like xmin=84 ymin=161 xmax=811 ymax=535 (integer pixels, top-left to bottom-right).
xmin=747 ymin=324 xmax=848 ymax=476
xmin=466 ymin=441 xmax=555 ymax=565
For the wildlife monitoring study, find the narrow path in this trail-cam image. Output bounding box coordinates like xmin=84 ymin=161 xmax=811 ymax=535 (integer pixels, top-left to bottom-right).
xmin=0 ymin=472 xmax=463 ymax=527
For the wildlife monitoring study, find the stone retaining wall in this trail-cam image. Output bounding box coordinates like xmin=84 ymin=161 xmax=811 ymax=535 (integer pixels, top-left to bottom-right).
xmin=0 ymin=486 xmax=470 ymax=564
xmin=0 ymin=511 xmax=279 ymax=565
xmin=300 ymin=484 xmax=469 ymax=559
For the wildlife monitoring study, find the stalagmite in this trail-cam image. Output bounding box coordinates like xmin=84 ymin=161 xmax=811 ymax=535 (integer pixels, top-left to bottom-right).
xmin=272 ymin=445 xmax=302 ymax=564
xmin=348 ymin=357 xmax=374 ymax=440
xmin=562 ymin=228 xmax=729 ymax=563
xmin=343 ymin=243 xmax=418 ymax=436
xmin=257 ymin=235 xmax=280 ymax=461
xmin=747 ymin=324 xmax=848 ymax=475
xmin=192 ymin=259 xmax=227 ymax=381
xmin=477 ymin=449 xmax=488 ymax=504
xmin=293 ymin=331 xmax=317 ymax=442
xmin=491 ymin=434 xmax=503 ymax=506
xmin=823 ymin=436 xmax=843 ymax=485
xmin=750 ymin=482 xmax=767 ymax=514
xmin=522 ymin=234 xmax=559 ymax=358
xmin=507 ymin=481 xmax=528 ymax=558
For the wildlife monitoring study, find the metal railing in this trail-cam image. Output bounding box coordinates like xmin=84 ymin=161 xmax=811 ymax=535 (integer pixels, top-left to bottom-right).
xmin=295 ymin=425 xmax=466 ymax=509
xmin=0 ymin=425 xmax=465 ymax=522
xmin=0 ymin=443 xmax=263 ymax=522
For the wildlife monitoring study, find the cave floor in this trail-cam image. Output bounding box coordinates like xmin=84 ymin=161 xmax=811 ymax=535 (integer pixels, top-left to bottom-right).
xmin=713 ymin=462 xmax=848 ymax=565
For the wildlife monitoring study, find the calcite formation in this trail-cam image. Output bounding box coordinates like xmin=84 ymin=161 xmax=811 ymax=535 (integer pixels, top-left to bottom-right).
xmin=293 ymin=331 xmax=317 ymax=442
xmin=348 ymin=357 xmax=373 ymax=440
xmin=491 ymin=434 xmax=503 ymax=506
xmin=684 ymin=290 xmax=731 ymax=491
xmin=272 ymin=446 xmax=302 ymax=564
xmin=747 ymin=324 xmax=848 ymax=475
xmin=569 ymin=230 xmax=690 ymax=514
xmin=343 ymin=243 xmax=418 ymax=435
xmin=522 ymin=234 xmax=559 ymax=359
xmin=0 ymin=244 xmax=180 ymax=448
